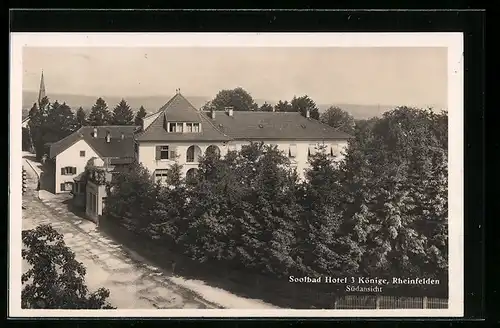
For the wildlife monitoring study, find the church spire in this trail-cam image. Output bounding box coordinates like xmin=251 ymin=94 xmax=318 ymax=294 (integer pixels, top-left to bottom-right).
xmin=38 ymin=70 xmax=46 ymax=107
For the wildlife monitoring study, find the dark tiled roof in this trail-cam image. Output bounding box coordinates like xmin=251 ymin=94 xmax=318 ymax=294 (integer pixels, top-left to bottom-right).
xmin=136 ymin=93 xmax=352 ymax=142
xmin=49 ymin=125 xmax=140 ymax=159
xmin=200 ymin=111 xmax=353 ymax=140
xmin=136 ymin=94 xmax=231 ymax=142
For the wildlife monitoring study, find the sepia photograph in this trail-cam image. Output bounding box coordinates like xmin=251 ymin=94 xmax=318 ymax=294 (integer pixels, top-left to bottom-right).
xmin=9 ymin=33 xmax=463 ymax=317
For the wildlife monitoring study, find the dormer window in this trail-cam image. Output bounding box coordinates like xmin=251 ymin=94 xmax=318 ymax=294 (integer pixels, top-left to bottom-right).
xmin=186 ymin=123 xmax=201 ymax=133
xmin=169 ymin=123 xmax=183 ymax=133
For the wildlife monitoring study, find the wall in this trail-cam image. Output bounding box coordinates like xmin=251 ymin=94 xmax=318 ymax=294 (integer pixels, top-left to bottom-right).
xmin=85 ymin=180 xmax=107 ymax=223
xmin=54 ymin=139 xmax=100 ymax=194
xmin=138 ymin=139 xmax=349 ymax=180
xmin=142 ymin=112 xmax=162 ymax=130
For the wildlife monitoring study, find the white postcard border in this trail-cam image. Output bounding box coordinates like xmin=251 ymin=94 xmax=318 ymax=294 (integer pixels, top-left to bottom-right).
xmin=9 ymin=32 xmax=464 ymax=318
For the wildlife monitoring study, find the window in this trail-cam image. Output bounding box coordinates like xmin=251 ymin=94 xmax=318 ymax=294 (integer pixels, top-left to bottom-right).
xmin=155 ymin=169 xmax=169 ymax=184
xmin=186 ymin=146 xmax=195 ymax=162
xmin=160 ymin=146 xmax=169 ymax=159
xmin=156 ymin=146 xmax=174 ymax=160
xmin=102 ymin=197 xmax=107 ymax=211
xmin=61 ymin=181 xmax=73 ymax=192
xmin=61 ymin=166 xmax=77 ymax=175
xmin=308 ymin=144 xmax=317 ymax=157
xmin=186 ymin=123 xmax=193 ymax=132
xmin=330 ymin=144 xmax=338 ymax=157
xmin=168 ymin=122 xmax=184 ymax=132
xmin=289 ymin=144 xmax=297 ymax=158
xmin=80 ymin=151 xmax=86 ymax=157
xmin=193 ymin=123 xmax=200 ymax=132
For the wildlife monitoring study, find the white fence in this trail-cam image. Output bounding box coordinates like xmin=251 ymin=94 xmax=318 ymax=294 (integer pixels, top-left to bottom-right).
xmin=333 ymin=295 xmax=448 ymax=309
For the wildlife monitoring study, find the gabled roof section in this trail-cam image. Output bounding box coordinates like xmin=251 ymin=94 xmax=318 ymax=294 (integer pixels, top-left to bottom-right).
xmin=50 ymin=125 xmax=140 ymax=159
xmin=200 ymin=111 xmax=353 ymax=141
xmin=136 ymin=93 xmax=231 ymax=142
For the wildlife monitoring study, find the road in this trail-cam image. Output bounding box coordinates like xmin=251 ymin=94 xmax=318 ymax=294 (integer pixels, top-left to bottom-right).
xmin=21 ymin=159 xmax=218 ymax=309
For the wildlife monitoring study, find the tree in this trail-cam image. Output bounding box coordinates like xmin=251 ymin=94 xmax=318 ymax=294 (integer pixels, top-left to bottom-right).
xmin=274 ymin=100 xmax=293 ymax=112
xmin=87 ymin=98 xmax=112 ymax=126
xmin=290 ymin=95 xmax=320 ymax=119
xmin=111 ymin=99 xmax=135 ymax=125
xmin=299 ymin=146 xmax=361 ymax=276
xmin=320 ymin=106 xmax=356 ymax=135
xmin=339 ymin=107 xmax=448 ymax=296
xmin=22 ymin=224 xmax=115 ymax=309
xmin=259 ymin=102 xmax=273 ymax=112
xmin=204 ymin=87 xmax=259 ymax=111
xmin=104 ymin=162 xmax=159 ymax=233
xmin=76 ymin=107 xmax=87 ymax=127
xmin=45 ymin=102 xmax=78 ymax=140
xmin=134 ymin=106 xmax=147 ymax=126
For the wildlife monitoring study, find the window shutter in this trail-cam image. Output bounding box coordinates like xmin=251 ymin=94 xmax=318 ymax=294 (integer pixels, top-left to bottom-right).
xmin=309 ymin=144 xmax=317 ymax=156
xmin=73 ymin=167 xmax=77 ymax=174
xmin=61 ymin=167 xmax=65 ymax=175
xmin=60 ymin=183 xmax=65 ymax=191
xmin=155 ymin=146 xmax=161 ymax=160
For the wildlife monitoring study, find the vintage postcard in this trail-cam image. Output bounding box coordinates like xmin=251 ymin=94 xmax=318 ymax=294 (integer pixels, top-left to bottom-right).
xmin=9 ymin=32 xmax=463 ymax=317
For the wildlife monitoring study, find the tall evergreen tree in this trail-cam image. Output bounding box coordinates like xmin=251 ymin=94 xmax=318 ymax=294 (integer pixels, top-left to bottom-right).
xmin=46 ymin=102 xmax=78 ymax=141
xmin=274 ymin=100 xmax=293 ymax=112
xmin=134 ymin=106 xmax=147 ymax=126
xmin=290 ymin=95 xmax=320 ymax=119
xmin=111 ymin=99 xmax=134 ymax=125
xmin=76 ymin=107 xmax=87 ymax=127
xmin=259 ymin=102 xmax=274 ymax=112
xmin=87 ymin=98 xmax=112 ymax=126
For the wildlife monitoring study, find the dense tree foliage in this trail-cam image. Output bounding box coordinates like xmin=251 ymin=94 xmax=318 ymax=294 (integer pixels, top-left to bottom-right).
xmin=22 ymin=224 xmax=115 ymax=309
xmin=76 ymin=107 xmax=87 ymax=128
xmin=111 ymin=99 xmax=135 ymax=125
xmin=135 ymin=106 xmax=148 ymax=126
xmin=259 ymin=102 xmax=274 ymax=112
xmin=203 ymin=87 xmax=259 ymax=111
xmin=290 ymin=95 xmax=320 ymax=119
xmin=273 ymin=100 xmax=293 ymax=112
xmin=320 ymin=106 xmax=356 ymax=135
xmin=87 ymin=98 xmax=112 ymax=126
xmin=28 ymin=97 xmax=80 ymax=159
xmin=104 ymin=106 xmax=448 ymax=297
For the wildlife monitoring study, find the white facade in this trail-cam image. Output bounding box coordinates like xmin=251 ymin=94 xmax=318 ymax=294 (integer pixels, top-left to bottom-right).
xmin=137 ymin=139 xmax=348 ymax=182
xmin=85 ymin=179 xmax=108 ymax=223
xmin=54 ymin=139 xmax=100 ymax=193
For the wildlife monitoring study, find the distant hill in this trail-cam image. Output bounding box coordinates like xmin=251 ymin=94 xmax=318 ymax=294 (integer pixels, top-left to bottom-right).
xmin=22 ymin=90 xmax=403 ymax=120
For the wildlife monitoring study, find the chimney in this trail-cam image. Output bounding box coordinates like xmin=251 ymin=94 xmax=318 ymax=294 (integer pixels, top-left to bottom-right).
xmin=306 ymin=108 xmax=310 ymax=119
xmin=106 ymin=131 xmax=111 ymax=143
xmin=226 ymin=106 xmax=234 ymax=117
xmin=93 ymin=127 xmax=98 ymax=138
xmin=210 ymin=108 xmax=216 ymax=119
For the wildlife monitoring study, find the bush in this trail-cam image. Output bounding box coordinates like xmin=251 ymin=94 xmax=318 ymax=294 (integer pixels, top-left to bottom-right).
xmin=22 ymin=224 xmax=115 ymax=309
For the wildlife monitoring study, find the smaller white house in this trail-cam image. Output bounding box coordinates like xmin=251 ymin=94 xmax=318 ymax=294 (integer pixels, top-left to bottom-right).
xmin=48 ymin=125 xmax=139 ymax=194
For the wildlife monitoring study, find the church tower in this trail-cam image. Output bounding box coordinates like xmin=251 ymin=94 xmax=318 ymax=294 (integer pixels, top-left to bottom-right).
xmin=37 ymin=70 xmax=46 ymax=107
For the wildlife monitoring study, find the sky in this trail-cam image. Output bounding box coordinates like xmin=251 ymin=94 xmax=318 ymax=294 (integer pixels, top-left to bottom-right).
xmin=23 ymin=47 xmax=448 ymax=108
